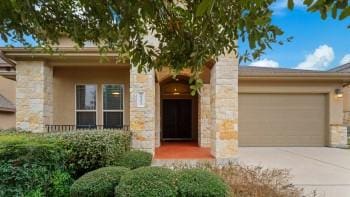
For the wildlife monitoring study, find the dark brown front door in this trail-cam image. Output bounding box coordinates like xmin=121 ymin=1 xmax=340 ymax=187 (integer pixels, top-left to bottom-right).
xmin=162 ymin=99 xmax=192 ymax=140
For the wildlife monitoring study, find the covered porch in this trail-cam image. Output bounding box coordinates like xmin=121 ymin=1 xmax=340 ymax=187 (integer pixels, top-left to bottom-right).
xmin=2 ymin=47 xmax=239 ymax=162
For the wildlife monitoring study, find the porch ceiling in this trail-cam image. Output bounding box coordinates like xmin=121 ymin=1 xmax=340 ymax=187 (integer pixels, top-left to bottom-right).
xmin=156 ymin=67 xmax=211 ymax=84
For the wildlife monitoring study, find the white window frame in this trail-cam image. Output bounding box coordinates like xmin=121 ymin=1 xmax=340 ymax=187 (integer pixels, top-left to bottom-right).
xmin=75 ymin=84 xmax=98 ymax=127
xmin=101 ymin=84 xmax=125 ymax=128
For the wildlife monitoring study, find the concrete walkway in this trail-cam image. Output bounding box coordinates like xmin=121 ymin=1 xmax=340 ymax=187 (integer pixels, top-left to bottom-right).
xmin=239 ymin=147 xmax=350 ymax=197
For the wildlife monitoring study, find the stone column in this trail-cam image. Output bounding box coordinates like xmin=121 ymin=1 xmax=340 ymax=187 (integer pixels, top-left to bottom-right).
xmin=129 ymin=66 xmax=156 ymax=154
xmin=210 ymin=54 xmax=238 ymax=163
xmin=16 ymin=61 xmax=53 ymax=133
xmin=155 ymin=82 xmax=161 ymax=148
xmin=198 ymin=84 xmax=211 ymax=147
xmin=329 ymin=87 xmax=348 ymax=147
xmin=329 ymin=125 xmax=348 ymax=148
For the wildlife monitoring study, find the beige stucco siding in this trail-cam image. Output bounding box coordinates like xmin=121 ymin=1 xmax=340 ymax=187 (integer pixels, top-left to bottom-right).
xmin=0 ymin=76 xmax=15 ymax=102
xmin=53 ymin=66 xmax=130 ymax=125
xmin=0 ymin=112 xmax=15 ymax=130
xmin=343 ymin=86 xmax=350 ymax=112
xmin=0 ymin=76 xmax=16 ymax=129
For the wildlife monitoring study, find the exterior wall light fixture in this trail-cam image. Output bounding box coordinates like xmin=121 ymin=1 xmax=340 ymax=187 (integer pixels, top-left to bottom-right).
xmin=335 ymin=88 xmax=343 ymax=98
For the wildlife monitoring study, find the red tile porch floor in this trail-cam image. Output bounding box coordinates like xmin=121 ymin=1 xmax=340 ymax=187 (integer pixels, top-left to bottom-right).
xmin=154 ymin=141 xmax=214 ymax=159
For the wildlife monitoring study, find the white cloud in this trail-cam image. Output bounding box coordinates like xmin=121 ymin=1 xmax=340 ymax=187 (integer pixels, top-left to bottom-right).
xmin=271 ymin=0 xmax=305 ymax=15
xmin=340 ymin=54 xmax=350 ymax=65
xmin=249 ymin=59 xmax=280 ymax=68
xmin=296 ymin=45 xmax=334 ymax=70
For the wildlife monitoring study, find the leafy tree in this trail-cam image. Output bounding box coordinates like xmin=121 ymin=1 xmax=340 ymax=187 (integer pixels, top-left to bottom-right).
xmin=0 ymin=0 xmax=349 ymax=92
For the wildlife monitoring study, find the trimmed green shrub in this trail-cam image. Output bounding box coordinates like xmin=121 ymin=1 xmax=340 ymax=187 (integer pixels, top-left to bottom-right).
xmin=0 ymin=143 xmax=66 ymax=170
xmin=70 ymin=166 xmax=129 ymax=197
xmin=0 ymin=161 xmax=50 ymax=196
xmin=176 ymin=169 xmax=229 ymax=197
xmin=51 ymin=170 xmax=74 ymax=197
xmin=116 ymin=167 xmax=177 ymax=197
xmin=116 ymin=150 xmax=152 ymax=169
xmin=47 ymin=130 xmax=131 ymax=178
xmin=0 ymin=139 xmax=72 ymax=197
xmin=0 ymin=130 xmax=131 ymax=195
xmin=0 ymin=132 xmax=41 ymax=147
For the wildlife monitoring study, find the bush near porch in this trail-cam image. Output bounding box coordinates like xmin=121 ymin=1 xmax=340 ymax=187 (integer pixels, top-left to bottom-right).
xmin=0 ymin=134 xmax=72 ymax=196
xmin=70 ymin=166 xmax=130 ymax=197
xmin=45 ymin=130 xmax=131 ymax=178
xmin=115 ymin=150 xmax=153 ymax=170
xmin=0 ymin=130 xmax=132 ymax=196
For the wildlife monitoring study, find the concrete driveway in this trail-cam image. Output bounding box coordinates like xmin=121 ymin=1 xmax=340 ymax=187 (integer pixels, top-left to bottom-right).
xmin=239 ymin=147 xmax=350 ymax=197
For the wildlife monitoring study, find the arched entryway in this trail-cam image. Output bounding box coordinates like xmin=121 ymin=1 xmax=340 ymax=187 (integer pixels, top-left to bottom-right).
xmin=159 ymin=76 xmax=198 ymax=143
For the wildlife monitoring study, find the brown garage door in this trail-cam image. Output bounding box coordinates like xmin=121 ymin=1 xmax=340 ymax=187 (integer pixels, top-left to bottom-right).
xmin=239 ymin=93 xmax=327 ymax=147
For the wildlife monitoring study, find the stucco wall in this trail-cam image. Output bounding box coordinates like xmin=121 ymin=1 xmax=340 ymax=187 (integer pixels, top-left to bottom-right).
xmin=344 ymin=86 xmax=350 ymax=111
xmin=0 ymin=76 xmax=16 ymax=129
xmin=53 ymin=66 xmax=130 ymax=125
xmin=343 ymin=86 xmax=350 ymax=125
xmin=0 ymin=112 xmax=15 ymax=130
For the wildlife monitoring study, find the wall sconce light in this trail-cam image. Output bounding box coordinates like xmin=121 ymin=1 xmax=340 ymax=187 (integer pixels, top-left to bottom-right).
xmin=173 ymin=88 xmax=180 ymax=95
xmin=335 ymin=88 xmax=343 ymax=98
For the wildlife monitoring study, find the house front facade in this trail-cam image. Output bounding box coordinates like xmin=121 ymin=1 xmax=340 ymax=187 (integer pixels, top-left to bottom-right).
xmin=1 ymin=40 xmax=349 ymax=162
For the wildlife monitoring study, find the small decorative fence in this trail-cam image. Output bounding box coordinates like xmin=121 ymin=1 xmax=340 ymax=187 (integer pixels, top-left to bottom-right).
xmin=45 ymin=125 xmax=130 ymax=133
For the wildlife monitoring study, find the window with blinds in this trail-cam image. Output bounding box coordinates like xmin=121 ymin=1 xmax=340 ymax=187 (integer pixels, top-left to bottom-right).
xmin=103 ymin=84 xmax=124 ymax=128
xmin=76 ymin=85 xmax=97 ymax=128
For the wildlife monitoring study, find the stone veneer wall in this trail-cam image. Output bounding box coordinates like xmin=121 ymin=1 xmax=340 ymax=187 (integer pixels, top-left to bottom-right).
xmin=198 ymin=84 xmax=211 ymax=147
xmin=210 ymin=55 xmax=239 ymax=161
xmin=129 ymin=67 xmax=156 ymax=154
xmin=16 ymin=61 xmax=53 ymax=133
xmin=155 ymin=82 xmax=161 ymax=147
xmin=329 ymin=124 xmax=348 ymax=147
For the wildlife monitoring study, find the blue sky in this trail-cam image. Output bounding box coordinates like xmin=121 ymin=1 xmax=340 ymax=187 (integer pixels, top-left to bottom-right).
xmin=240 ymin=0 xmax=350 ymax=70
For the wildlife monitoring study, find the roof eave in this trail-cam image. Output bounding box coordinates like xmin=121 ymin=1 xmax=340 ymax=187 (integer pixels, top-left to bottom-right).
xmin=0 ymin=47 xmax=119 ymax=61
xmin=0 ymin=71 xmax=16 ymax=80
xmin=0 ymin=107 xmax=16 ymax=112
xmin=239 ymin=74 xmax=350 ymax=82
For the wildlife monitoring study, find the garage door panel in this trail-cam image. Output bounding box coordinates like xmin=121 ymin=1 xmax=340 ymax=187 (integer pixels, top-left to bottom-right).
xmin=239 ymin=94 xmax=327 ymax=147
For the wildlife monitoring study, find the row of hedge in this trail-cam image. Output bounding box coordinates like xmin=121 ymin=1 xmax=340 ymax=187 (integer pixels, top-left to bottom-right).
xmin=71 ymin=166 xmax=230 ymax=197
xmin=0 ymin=130 xmax=132 ymax=196
xmin=0 ymin=140 xmax=72 ymax=196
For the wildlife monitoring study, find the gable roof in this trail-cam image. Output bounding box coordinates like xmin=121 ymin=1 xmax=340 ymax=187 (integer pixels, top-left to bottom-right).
xmin=0 ymin=94 xmax=15 ymax=112
xmin=328 ymin=63 xmax=350 ymax=72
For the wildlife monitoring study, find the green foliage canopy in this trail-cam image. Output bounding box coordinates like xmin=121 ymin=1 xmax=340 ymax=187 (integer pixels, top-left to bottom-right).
xmin=0 ymin=0 xmax=349 ymax=91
